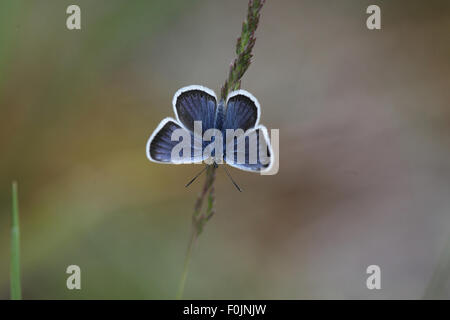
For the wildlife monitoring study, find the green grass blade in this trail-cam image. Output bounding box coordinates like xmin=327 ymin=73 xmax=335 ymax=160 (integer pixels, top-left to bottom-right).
xmin=11 ymin=181 xmax=22 ymax=300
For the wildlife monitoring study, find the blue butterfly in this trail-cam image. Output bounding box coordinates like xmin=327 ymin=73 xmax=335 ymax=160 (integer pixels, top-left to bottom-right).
xmin=146 ymin=85 xmax=273 ymax=187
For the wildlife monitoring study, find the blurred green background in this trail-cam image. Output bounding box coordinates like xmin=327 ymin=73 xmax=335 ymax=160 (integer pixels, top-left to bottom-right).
xmin=1 ymin=0 xmax=450 ymax=299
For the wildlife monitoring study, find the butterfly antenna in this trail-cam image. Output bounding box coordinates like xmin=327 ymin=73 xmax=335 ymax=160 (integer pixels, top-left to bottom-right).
xmin=185 ymin=165 xmax=209 ymax=188
xmin=222 ymin=165 xmax=242 ymax=192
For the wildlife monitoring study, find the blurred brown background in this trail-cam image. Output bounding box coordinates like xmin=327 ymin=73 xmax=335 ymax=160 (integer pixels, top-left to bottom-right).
xmin=1 ymin=0 xmax=450 ymax=299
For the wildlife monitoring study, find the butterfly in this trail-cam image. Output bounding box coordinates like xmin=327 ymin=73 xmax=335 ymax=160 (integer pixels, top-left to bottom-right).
xmin=146 ymin=85 xmax=274 ymax=189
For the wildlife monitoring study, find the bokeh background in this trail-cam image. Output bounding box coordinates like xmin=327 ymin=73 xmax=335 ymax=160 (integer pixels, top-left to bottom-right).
xmin=1 ymin=0 xmax=450 ymax=299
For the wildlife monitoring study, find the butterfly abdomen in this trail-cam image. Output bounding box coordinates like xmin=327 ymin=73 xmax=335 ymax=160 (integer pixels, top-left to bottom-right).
xmin=214 ymin=100 xmax=225 ymax=131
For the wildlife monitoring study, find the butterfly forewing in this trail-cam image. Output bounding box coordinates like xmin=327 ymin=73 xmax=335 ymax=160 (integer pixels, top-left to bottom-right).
xmin=146 ymin=118 xmax=204 ymax=164
xmin=224 ymin=125 xmax=273 ymax=172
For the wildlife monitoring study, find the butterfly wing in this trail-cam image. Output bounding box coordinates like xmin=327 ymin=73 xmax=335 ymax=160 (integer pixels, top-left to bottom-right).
xmin=173 ymin=85 xmax=218 ymax=133
xmin=223 ymin=90 xmax=272 ymax=172
xmin=146 ymin=117 xmax=204 ymax=164
xmin=224 ymin=125 xmax=273 ymax=173
xmin=223 ymin=90 xmax=260 ymax=132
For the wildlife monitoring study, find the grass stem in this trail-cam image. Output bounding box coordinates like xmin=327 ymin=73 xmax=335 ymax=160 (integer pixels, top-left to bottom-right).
xmin=11 ymin=181 xmax=22 ymax=300
xmin=176 ymin=230 xmax=196 ymax=300
xmin=176 ymin=0 xmax=266 ymax=299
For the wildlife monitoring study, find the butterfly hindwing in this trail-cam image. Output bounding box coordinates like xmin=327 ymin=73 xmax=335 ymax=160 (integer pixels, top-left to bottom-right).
xmin=223 ymin=90 xmax=260 ymax=132
xmin=173 ymin=85 xmax=218 ymax=133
